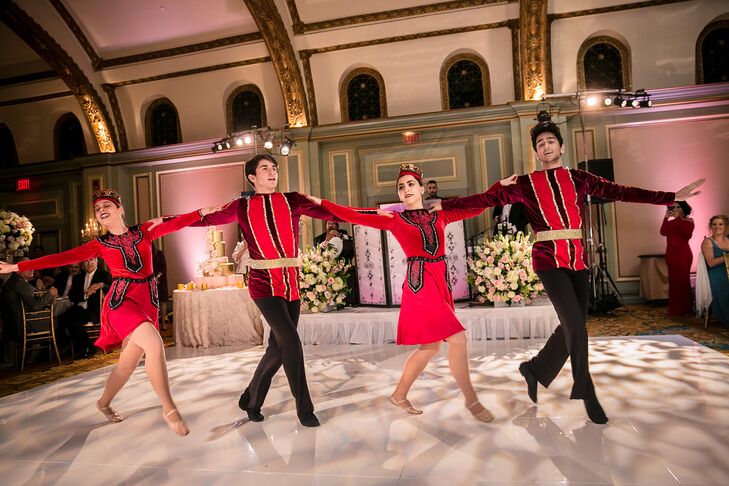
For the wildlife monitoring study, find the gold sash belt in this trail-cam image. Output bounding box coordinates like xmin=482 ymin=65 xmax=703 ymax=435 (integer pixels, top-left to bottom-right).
xmin=248 ymin=257 xmax=301 ymax=270
xmin=535 ymin=229 xmax=583 ymax=242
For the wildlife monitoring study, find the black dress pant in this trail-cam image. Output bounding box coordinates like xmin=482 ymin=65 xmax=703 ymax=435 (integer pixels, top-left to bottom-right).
xmin=57 ymin=307 xmax=92 ymax=355
xmin=529 ymin=269 xmax=594 ymax=399
xmin=239 ymin=297 xmax=314 ymax=418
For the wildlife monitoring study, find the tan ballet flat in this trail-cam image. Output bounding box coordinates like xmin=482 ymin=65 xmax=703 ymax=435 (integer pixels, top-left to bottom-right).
xmin=388 ymin=395 xmax=423 ymax=415
xmin=163 ymin=408 xmax=189 ymax=436
xmin=466 ymin=401 xmax=494 ymax=422
xmin=96 ymin=400 xmax=123 ymax=423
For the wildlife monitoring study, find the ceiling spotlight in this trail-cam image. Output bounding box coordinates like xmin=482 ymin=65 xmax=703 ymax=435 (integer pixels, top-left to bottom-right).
xmin=613 ymin=95 xmax=627 ymax=107
xmin=216 ymin=143 xmax=223 ymax=151
xmin=280 ymin=137 xmax=293 ymax=156
xmin=639 ymin=98 xmax=653 ymax=108
xmin=224 ymin=141 xmax=231 ymax=149
xmin=602 ymin=96 xmax=612 ymax=106
xmin=235 ymin=137 xmax=244 ymax=147
xmin=586 ymin=96 xmax=598 ymax=107
xmin=264 ymin=139 xmax=273 ymax=150
xmin=631 ymin=98 xmax=640 ymax=108
xmin=244 ymin=134 xmax=253 ymax=144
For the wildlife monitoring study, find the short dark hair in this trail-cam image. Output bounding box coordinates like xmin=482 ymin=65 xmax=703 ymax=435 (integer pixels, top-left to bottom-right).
xmin=530 ymin=121 xmax=563 ymax=151
xmin=427 ymin=180 xmax=437 ymax=185
xmin=675 ymin=201 xmax=692 ymax=216
xmin=244 ymin=154 xmax=278 ymax=188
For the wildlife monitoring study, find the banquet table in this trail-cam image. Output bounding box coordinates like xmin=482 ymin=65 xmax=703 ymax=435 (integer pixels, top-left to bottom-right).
xmin=173 ymin=287 xmax=262 ymax=348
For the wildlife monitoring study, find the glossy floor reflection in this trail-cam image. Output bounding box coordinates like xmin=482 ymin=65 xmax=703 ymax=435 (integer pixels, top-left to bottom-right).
xmin=1 ymin=335 xmax=728 ymax=485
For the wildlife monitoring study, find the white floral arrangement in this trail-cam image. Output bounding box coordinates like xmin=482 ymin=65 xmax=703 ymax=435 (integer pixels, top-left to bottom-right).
xmin=467 ymin=232 xmax=544 ymax=305
xmin=0 ymin=210 xmax=35 ymax=259
xmin=197 ymin=229 xmax=222 ymax=277
xmin=299 ymin=245 xmax=352 ymax=312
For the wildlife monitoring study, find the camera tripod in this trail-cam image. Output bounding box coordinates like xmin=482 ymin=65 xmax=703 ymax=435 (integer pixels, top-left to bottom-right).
xmin=585 ymin=200 xmax=625 ymax=314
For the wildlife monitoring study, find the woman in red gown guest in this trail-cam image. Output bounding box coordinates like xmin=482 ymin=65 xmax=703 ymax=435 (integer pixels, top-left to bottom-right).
xmin=0 ymin=189 xmax=219 ymax=436
xmin=660 ymin=200 xmax=694 ymax=316
xmin=308 ymin=164 xmax=496 ymax=422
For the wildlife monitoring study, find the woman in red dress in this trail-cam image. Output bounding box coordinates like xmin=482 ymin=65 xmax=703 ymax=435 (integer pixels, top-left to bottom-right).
xmin=0 ymin=189 xmax=218 ymax=436
xmin=308 ymin=164 xmax=495 ymax=422
xmin=660 ymin=201 xmax=694 ymax=316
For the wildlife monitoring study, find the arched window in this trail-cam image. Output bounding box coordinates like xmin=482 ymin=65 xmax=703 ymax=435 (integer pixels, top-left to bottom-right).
xmin=145 ymin=98 xmax=182 ymax=147
xmin=440 ymin=53 xmax=491 ymax=110
xmin=226 ymin=85 xmax=266 ymax=133
xmin=577 ymin=36 xmax=632 ymax=91
xmin=340 ymin=68 xmax=387 ymax=122
xmin=696 ymin=20 xmax=729 ymax=84
xmin=0 ymin=123 xmax=19 ymax=168
xmin=54 ymin=113 xmax=87 ymax=160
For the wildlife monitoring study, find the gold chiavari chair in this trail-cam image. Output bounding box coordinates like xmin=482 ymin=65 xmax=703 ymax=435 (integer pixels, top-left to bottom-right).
xmin=21 ymin=302 xmax=62 ymax=371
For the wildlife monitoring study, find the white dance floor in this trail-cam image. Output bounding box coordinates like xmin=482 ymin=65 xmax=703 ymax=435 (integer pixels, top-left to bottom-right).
xmin=2 ymin=336 xmax=729 ymax=485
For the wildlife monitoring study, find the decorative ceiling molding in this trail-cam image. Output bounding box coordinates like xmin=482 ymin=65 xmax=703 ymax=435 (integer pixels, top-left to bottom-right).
xmin=286 ymin=0 xmax=515 ymax=35
xmin=519 ymin=0 xmax=548 ymax=101
xmin=49 ymin=0 xmax=262 ymax=70
xmin=0 ymin=70 xmax=58 ymax=87
xmin=0 ymin=91 xmax=73 ymax=107
xmin=47 ymin=0 xmax=101 ymax=67
xmin=102 ymin=85 xmax=128 ymax=151
xmin=548 ymin=0 xmax=690 ymax=22
xmin=299 ymin=52 xmax=318 ymax=126
xmin=244 ymin=0 xmax=309 ymax=127
xmin=506 ymin=19 xmax=521 ymax=101
xmin=97 ymin=33 xmax=263 ymax=70
xmin=1 ymin=0 xmax=117 ymax=153
xmin=103 ymin=56 xmax=271 ymax=89
xmin=299 ymin=20 xmax=510 ymax=57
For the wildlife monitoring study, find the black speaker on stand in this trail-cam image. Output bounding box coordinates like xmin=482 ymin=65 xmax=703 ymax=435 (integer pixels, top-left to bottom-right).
xmin=578 ymin=158 xmax=624 ymax=314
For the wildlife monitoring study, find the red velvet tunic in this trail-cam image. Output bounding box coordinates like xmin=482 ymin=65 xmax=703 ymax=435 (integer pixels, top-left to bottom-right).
xmin=17 ymin=210 xmax=203 ymax=350
xmin=443 ymin=168 xmax=675 ymax=271
xmin=660 ymin=216 xmax=694 ymax=315
xmin=322 ymin=200 xmax=484 ymax=345
xmin=194 ymin=192 xmax=338 ymax=301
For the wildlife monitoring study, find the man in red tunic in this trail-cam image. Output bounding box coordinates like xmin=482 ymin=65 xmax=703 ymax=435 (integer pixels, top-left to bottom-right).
xmin=194 ymin=154 xmax=338 ymax=427
xmin=440 ymin=115 xmax=703 ymax=424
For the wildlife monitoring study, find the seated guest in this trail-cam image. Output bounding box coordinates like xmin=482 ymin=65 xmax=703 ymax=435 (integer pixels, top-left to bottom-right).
xmin=58 ymin=257 xmax=112 ymax=358
xmin=0 ymin=258 xmax=57 ymax=361
xmin=314 ymin=221 xmax=352 ymax=259
xmin=701 ymin=214 xmax=729 ymax=327
xmin=53 ymin=263 xmax=83 ymax=298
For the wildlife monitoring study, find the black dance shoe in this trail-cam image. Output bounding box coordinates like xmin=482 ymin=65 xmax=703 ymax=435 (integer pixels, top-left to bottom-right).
xmin=583 ymin=393 xmax=608 ymax=424
xmin=519 ymin=362 xmax=538 ymax=403
xmin=246 ymin=409 xmax=264 ymax=422
xmin=298 ymin=413 xmax=320 ymax=427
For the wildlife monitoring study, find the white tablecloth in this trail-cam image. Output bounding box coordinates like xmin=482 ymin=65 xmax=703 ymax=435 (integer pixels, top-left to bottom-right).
xmin=262 ymin=300 xmax=559 ymax=345
xmin=173 ymin=288 xmax=263 ymax=348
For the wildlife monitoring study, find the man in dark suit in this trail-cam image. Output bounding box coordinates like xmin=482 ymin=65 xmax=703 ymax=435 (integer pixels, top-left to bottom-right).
xmin=0 ymin=258 xmax=57 ymax=366
xmin=52 ymin=262 xmax=83 ymax=298
xmin=314 ymin=221 xmax=353 ymax=259
xmin=493 ymin=202 xmax=529 ymax=236
xmin=58 ymin=257 xmax=111 ymax=358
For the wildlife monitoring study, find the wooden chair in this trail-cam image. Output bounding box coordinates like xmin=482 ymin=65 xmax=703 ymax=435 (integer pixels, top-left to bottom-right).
xmin=21 ymin=302 xmax=62 ymax=371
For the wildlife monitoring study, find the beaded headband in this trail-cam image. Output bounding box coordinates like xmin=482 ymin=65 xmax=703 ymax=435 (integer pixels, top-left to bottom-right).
xmin=396 ymin=163 xmax=423 ymax=185
xmin=92 ymin=189 xmax=122 ymax=207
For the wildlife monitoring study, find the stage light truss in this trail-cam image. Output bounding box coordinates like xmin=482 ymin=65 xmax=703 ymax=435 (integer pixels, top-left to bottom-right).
xmin=211 ymin=126 xmax=295 ymax=155
xmin=581 ymin=89 xmax=653 ymax=110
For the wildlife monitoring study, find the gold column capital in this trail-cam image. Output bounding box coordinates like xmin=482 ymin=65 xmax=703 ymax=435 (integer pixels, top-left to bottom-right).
xmin=519 ymin=0 xmax=549 ymax=101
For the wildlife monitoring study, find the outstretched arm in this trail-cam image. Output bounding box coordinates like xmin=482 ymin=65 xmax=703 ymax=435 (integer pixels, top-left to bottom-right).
xmin=145 ymin=207 xmax=217 ymax=240
xmin=0 ymin=240 xmax=102 ymax=274
xmin=441 ymin=176 xmax=519 ymax=212
xmin=186 ymin=198 xmax=240 ymax=228
xmin=583 ymin=172 xmax=702 ymax=206
xmin=290 ymin=192 xmax=342 ymax=222
xmin=310 ymin=198 xmax=395 ymax=231
xmin=440 ymin=207 xmax=487 ymax=225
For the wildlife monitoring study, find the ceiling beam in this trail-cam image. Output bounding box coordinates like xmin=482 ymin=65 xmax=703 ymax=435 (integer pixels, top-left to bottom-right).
xmin=244 ymin=0 xmax=309 ymax=127
xmin=1 ymin=0 xmax=117 ymax=153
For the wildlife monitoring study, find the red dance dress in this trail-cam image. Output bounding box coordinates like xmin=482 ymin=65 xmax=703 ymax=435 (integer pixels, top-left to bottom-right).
xmin=17 ymin=210 xmax=203 ymax=351
xmin=321 ymin=200 xmax=483 ymax=345
xmin=660 ymin=216 xmax=694 ymax=315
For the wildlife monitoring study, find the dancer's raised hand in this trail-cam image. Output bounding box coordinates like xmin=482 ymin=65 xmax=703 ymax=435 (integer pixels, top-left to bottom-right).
xmin=0 ymin=262 xmax=19 ymax=274
xmin=500 ymin=174 xmax=518 ymax=186
xmin=675 ymin=178 xmax=705 ymax=201
xmin=306 ymin=195 xmax=322 ymax=205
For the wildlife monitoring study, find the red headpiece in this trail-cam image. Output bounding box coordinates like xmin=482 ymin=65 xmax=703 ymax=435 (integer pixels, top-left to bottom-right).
xmin=396 ymin=163 xmax=423 ymax=185
xmin=92 ymin=189 xmax=122 ymax=207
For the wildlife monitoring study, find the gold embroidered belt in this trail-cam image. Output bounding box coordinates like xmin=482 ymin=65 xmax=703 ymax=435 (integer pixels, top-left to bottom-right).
xmin=248 ymin=257 xmax=301 ymax=270
xmin=535 ymin=229 xmax=583 ymax=242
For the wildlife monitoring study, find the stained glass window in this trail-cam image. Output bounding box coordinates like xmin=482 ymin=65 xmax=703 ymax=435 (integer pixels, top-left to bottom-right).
xmin=447 ymin=60 xmax=485 ymax=109
xmin=584 ymin=43 xmax=624 ymax=90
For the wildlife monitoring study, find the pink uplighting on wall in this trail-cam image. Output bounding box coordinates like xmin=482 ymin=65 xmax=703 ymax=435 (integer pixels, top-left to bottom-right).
xmin=158 ymin=163 xmax=246 ymax=288
xmin=610 ymin=117 xmax=729 ymax=278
